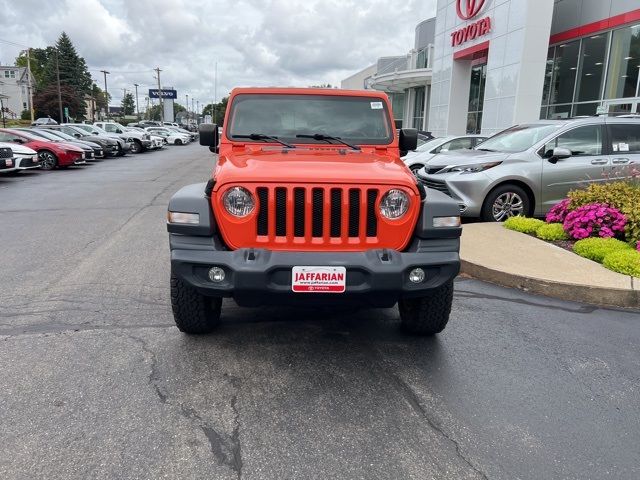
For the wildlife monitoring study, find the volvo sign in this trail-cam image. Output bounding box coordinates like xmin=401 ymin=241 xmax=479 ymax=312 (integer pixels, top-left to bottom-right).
xmin=149 ymin=89 xmax=177 ymax=99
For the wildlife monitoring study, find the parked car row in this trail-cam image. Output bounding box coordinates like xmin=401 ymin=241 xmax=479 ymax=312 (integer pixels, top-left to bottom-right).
xmin=0 ymin=120 xmax=195 ymax=173
xmin=412 ymin=117 xmax=640 ymax=222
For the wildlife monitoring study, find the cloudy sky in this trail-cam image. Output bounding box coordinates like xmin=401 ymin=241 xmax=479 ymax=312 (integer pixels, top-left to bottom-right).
xmin=0 ymin=0 xmax=436 ymax=110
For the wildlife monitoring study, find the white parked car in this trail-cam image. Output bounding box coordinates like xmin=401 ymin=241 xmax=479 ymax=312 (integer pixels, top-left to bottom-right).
xmin=94 ymin=121 xmax=152 ymax=154
xmin=167 ymin=126 xmax=197 ymax=141
xmin=403 ymin=134 xmax=488 ymax=175
xmin=0 ymin=142 xmax=40 ymax=172
xmin=145 ymin=127 xmax=191 ymax=145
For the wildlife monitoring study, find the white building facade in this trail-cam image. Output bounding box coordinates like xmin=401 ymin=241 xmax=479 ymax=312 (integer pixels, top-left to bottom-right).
xmin=342 ymin=0 xmax=640 ymax=136
xmin=0 ymin=66 xmax=32 ymax=119
xmin=429 ymin=0 xmax=640 ymax=136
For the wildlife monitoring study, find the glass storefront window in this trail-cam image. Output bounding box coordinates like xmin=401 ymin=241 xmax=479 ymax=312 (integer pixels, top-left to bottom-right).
xmin=412 ymin=87 xmax=425 ymax=130
xmin=572 ymin=102 xmax=599 ymax=116
xmin=542 ymin=47 xmax=555 ymax=105
xmin=575 ymin=33 xmax=609 ymax=102
xmin=467 ymin=64 xmax=486 ymax=134
xmin=605 ymin=24 xmax=640 ymax=99
xmin=416 ymin=48 xmax=428 ymax=69
xmin=550 ymin=40 xmax=580 ymax=105
xmin=547 ymin=104 xmax=572 ymax=119
xmin=388 ymin=93 xmax=405 ymax=128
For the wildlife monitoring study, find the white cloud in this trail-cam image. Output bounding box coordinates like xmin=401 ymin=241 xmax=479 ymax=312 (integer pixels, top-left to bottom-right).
xmin=0 ymin=0 xmax=437 ymax=107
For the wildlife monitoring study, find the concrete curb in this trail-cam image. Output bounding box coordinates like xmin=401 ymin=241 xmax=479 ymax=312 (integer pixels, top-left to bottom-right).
xmin=461 ymin=259 xmax=640 ymax=309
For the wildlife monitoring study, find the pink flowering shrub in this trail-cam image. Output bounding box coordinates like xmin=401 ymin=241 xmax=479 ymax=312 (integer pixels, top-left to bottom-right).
xmin=546 ymin=199 xmax=571 ymax=223
xmin=563 ymin=203 xmax=626 ymax=240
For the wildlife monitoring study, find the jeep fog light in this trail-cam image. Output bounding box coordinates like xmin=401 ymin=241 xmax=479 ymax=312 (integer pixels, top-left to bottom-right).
xmin=168 ymin=211 xmax=200 ymax=224
xmin=208 ymin=267 xmax=225 ymax=282
xmin=223 ymin=186 xmax=255 ymax=217
xmin=433 ymin=216 xmax=461 ymax=228
xmin=379 ymin=189 xmax=409 ymax=219
xmin=409 ymin=268 xmax=426 ymax=284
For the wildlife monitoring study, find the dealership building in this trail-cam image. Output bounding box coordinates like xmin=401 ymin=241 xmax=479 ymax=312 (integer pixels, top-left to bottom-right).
xmin=342 ymin=0 xmax=640 ymax=136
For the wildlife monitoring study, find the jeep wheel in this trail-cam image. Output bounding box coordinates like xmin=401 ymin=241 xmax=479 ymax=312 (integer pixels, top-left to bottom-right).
xmin=398 ymin=281 xmax=454 ymax=335
xmin=38 ymin=150 xmax=58 ymax=170
xmin=481 ymin=184 xmax=530 ymax=222
xmin=130 ymin=140 xmax=143 ymax=154
xmin=170 ymin=271 xmax=222 ymax=334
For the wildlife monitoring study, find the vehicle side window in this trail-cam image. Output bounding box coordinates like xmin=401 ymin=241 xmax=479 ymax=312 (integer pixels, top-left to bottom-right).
xmin=542 ymin=125 xmax=603 ymax=157
xmin=0 ymin=133 xmax=11 ymax=142
xmin=608 ymin=124 xmax=640 ymax=154
xmin=104 ymin=124 xmax=116 ymax=133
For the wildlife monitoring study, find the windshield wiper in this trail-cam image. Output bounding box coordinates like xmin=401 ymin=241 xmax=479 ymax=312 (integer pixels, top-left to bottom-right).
xmin=476 ymin=148 xmax=496 ymax=152
xmin=296 ymin=133 xmax=361 ymax=151
xmin=233 ymin=133 xmax=295 ymax=149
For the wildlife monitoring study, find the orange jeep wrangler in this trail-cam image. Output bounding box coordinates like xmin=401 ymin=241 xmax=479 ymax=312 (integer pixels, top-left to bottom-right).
xmin=167 ymin=88 xmax=461 ymax=335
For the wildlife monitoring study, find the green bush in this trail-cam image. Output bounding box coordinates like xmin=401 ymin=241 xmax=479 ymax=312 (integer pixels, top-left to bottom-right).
xmin=503 ymin=216 xmax=545 ymax=234
xmin=573 ymin=237 xmax=633 ymax=263
xmin=569 ymin=181 xmax=640 ymax=245
xmin=602 ymin=249 xmax=640 ymax=278
xmin=536 ymin=223 xmax=568 ymax=241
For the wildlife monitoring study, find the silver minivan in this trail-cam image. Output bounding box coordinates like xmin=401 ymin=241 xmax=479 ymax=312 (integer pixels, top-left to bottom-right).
xmin=417 ymin=117 xmax=640 ymax=221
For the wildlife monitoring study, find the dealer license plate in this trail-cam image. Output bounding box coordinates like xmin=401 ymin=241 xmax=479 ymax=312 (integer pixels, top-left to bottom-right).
xmin=292 ymin=266 xmax=346 ymax=293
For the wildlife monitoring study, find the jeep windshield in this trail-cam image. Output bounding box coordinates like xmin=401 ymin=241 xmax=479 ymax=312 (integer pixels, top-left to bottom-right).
xmin=227 ymin=94 xmax=393 ymax=146
xmin=476 ymin=124 xmax=562 ymax=153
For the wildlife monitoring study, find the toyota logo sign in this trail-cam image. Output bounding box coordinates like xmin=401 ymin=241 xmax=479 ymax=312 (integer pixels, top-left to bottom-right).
xmin=456 ymin=0 xmax=486 ymax=20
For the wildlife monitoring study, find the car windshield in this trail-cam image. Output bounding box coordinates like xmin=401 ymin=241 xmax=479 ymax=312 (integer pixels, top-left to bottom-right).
xmin=227 ymin=94 xmax=393 ymax=145
xmin=476 ymin=124 xmax=563 ymax=153
xmin=85 ymin=125 xmax=109 ymax=135
xmin=44 ymin=130 xmax=76 ymax=141
xmin=65 ymin=125 xmax=89 ymax=136
xmin=417 ymin=137 xmax=451 ymax=152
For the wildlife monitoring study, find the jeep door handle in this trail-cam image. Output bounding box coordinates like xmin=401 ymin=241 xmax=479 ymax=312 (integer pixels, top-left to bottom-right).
xmin=612 ymin=158 xmax=630 ymax=165
xmin=591 ymin=159 xmax=608 ymax=165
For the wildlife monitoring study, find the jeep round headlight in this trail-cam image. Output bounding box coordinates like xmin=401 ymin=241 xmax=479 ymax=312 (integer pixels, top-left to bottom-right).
xmin=379 ymin=189 xmax=409 ymax=219
xmin=223 ymin=187 xmax=255 ymax=217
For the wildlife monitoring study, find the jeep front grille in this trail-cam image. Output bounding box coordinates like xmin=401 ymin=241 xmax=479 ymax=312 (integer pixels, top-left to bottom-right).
xmin=256 ymin=185 xmax=378 ymax=240
xmin=215 ymin=183 xmax=419 ymax=251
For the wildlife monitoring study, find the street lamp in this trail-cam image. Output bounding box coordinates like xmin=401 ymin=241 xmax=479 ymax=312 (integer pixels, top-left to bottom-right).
xmin=100 ymin=70 xmax=110 ymax=119
xmin=133 ymin=83 xmax=140 ymax=120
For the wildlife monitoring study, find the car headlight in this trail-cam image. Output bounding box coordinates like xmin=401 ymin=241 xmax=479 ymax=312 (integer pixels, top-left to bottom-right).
xmin=437 ymin=162 xmax=502 ymax=174
xmin=379 ymin=189 xmax=409 ymax=219
xmin=223 ymin=187 xmax=255 ymax=217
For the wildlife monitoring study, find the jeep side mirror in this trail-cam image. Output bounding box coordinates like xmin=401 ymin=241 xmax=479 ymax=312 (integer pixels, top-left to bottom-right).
xmin=199 ymin=123 xmax=219 ymax=153
xmin=548 ymin=147 xmax=572 ymax=164
xmin=399 ymin=128 xmax=418 ymax=157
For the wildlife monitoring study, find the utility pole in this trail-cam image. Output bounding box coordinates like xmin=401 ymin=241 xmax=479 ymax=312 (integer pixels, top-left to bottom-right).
xmin=55 ymin=50 xmax=63 ymax=122
xmin=133 ymin=83 xmax=140 ymax=120
xmin=185 ymin=94 xmax=189 ymax=124
xmin=154 ymin=67 xmax=164 ymax=123
xmin=25 ymin=48 xmax=35 ymax=122
xmin=196 ymin=100 xmax=199 ymax=123
xmin=100 ymin=70 xmax=110 ymax=119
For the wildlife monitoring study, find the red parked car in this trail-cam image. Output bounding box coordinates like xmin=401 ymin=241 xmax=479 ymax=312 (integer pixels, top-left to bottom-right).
xmin=0 ymin=128 xmax=86 ymax=170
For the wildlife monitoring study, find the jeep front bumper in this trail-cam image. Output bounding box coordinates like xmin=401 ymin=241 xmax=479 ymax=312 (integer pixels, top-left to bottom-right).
xmin=170 ymin=242 xmax=460 ymax=308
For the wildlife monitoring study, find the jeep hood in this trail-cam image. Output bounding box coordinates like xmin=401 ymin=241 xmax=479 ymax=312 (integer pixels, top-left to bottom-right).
xmin=214 ymin=148 xmax=417 ymax=190
xmin=426 ymin=149 xmax=510 ymax=168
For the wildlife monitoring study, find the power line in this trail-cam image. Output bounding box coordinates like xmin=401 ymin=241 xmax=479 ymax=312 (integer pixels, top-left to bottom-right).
xmin=0 ymin=38 xmax=30 ymax=48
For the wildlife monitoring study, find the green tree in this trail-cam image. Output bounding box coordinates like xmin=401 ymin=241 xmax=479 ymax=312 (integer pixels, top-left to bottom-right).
xmin=121 ymin=92 xmax=135 ymax=115
xmin=33 ymin=84 xmax=85 ymax=122
xmin=38 ymin=32 xmax=92 ymax=119
xmin=202 ymin=96 xmax=228 ymax=125
xmin=15 ymin=47 xmax=55 ymax=89
xmin=173 ymin=102 xmax=186 ymax=116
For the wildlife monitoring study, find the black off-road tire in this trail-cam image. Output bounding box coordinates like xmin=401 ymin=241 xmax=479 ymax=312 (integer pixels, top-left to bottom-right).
xmin=398 ymin=280 xmax=454 ymax=335
xmin=175 ymin=139 xmax=183 ymax=145
xmin=170 ymin=272 xmax=222 ymax=334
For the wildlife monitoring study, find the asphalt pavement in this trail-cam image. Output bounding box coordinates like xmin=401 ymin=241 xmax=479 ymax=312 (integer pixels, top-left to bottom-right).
xmin=1 ymin=143 xmax=639 ymax=480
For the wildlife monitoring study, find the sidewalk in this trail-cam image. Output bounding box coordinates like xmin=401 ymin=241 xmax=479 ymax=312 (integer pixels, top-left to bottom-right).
xmin=460 ymin=223 xmax=640 ymax=308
